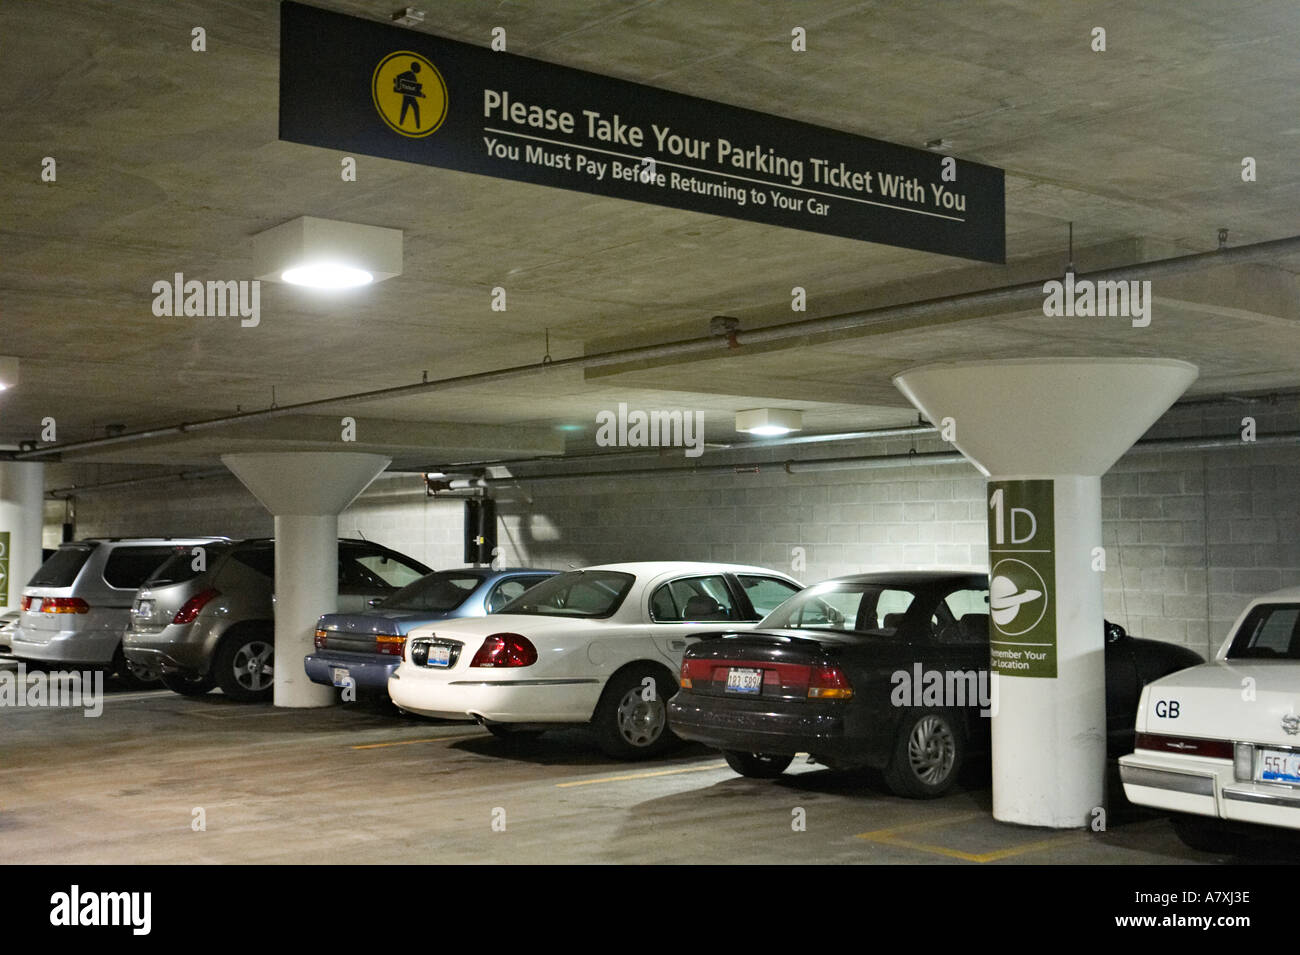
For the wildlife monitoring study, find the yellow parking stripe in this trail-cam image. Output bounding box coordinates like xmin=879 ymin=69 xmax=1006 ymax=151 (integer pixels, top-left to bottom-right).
xmin=556 ymin=761 xmax=728 ymax=787
xmin=856 ymin=813 xmax=1088 ymax=862
xmin=351 ymin=732 xmax=485 ymax=750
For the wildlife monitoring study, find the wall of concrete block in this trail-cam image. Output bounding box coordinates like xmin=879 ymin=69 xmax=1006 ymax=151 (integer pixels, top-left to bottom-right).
xmin=61 ymin=396 xmax=1298 ymax=659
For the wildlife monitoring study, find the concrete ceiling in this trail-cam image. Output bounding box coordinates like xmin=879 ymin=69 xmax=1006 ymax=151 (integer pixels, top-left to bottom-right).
xmin=2 ymin=0 xmax=1299 ymax=479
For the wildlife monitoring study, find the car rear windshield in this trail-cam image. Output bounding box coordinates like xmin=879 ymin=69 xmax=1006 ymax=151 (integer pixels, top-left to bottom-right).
xmin=760 ymin=581 xmax=918 ymax=635
xmin=496 ymin=570 xmax=634 ymax=619
xmin=1226 ymin=603 xmax=1300 ymax=660
xmin=230 ymin=545 xmax=275 ymax=579
xmin=145 ymin=545 xmax=225 ymax=587
xmin=28 ymin=545 xmax=96 ymax=588
xmin=381 ymin=572 xmax=483 ymax=612
xmin=102 ymin=546 xmax=182 ymax=590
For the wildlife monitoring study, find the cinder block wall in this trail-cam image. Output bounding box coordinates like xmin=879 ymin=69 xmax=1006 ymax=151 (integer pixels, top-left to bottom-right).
xmin=63 ymin=397 xmax=1298 ymax=659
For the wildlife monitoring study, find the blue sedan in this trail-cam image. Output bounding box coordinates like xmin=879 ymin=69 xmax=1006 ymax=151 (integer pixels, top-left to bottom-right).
xmin=305 ymin=567 xmax=560 ymax=697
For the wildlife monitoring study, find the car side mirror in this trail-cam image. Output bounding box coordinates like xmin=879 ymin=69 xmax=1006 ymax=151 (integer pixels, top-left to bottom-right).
xmin=1105 ymin=621 xmax=1127 ymax=643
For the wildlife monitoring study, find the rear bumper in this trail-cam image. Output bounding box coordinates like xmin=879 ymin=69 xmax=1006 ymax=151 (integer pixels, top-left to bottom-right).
xmin=1120 ymin=750 xmax=1300 ymax=831
xmin=304 ymin=651 xmax=397 ymax=691
xmin=10 ymin=626 xmax=120 ymax=667
xmin=387 ymin=665 xmax=601 ymax=722
xmin=123 ymin=624 xmax=207 ymax=673
xmin=667 ymin=692 xmax=864 ymax=765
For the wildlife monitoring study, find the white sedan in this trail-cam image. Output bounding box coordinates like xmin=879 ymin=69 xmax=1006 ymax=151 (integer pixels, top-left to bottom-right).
xmin=1120 ymin=585 xmax=1300 ymax=850
xmin=387 ymin=561 xmax=802 ymax=758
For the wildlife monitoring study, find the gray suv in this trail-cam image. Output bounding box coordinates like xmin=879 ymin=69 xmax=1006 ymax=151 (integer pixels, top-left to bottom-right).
xmin=124 ymin=538 xmax=430 ymax=701
xmin=10 ymin=538 xmax=227 ymax=686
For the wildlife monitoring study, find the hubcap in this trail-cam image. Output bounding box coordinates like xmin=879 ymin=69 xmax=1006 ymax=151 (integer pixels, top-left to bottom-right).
xmin=615 ymin=686 xmax=665 ymax=747
xmin=232 ymin=641 xmax=274 ymax=691
xmin=908 ymin=715 xmax=956 ymax=785
xmin=127 ymin=660 xmax=161 ymax=683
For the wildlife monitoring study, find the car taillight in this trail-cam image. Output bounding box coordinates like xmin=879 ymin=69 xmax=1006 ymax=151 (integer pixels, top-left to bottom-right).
xmin=41 ymin=597 xmax=90 ymax=615
xmin=807 ymin=665 xmax=853 ymax=699
xmin=20 ymin=596 xmax=31 ymax=611
xmin=375 ymin=635 xmax=406 ymax=657
xmin=1134 ymin=732 xmax=1233 ymax=760
xmin=469 ymin=633 xmax=537 ymax=668
xmin=172 ymin=588 xmax=220 ymax=625
xmin=314 ymin=629 xmax=328 ymax=649
xmin=680 ymin=658 xmax=715 ymax=689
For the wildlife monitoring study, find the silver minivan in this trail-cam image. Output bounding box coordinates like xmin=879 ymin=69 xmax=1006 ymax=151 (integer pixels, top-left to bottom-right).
xmin=10 ymin=538 xmax=226 ymax=686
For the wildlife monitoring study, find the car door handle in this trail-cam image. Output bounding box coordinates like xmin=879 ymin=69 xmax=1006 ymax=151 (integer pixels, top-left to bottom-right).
xmin=669 ymin=640 xmax=686 ymax=651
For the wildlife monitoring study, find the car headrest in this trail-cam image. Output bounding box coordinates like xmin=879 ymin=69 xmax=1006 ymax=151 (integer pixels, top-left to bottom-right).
xmin=683 ymin=595 xmax=727 ymax=620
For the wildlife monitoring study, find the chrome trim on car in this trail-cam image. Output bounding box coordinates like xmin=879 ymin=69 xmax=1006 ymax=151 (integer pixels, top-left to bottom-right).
xmin=447 ymin=678 xmax=601 ymax=687
xmin=1223 ymin=787 xmax=1300 ymax=809
xmin=1119 ymin=764 xmax=1216 ymax=796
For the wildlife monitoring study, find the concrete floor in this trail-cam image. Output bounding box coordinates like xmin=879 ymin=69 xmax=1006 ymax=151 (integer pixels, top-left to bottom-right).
xmin=0 ymin=661 xmax=1285 ymax=864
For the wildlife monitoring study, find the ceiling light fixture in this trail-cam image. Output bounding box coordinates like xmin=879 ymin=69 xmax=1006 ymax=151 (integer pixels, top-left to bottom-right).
xmin=0 ymin=356 xmax=19 ymax=392
xmin=735 ymin=408 xmax=803 ymax=437
xmin=254 ymin=216 xmax=403 ymax=290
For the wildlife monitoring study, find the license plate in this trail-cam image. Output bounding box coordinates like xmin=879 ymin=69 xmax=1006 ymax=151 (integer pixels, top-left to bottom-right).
xmin=28 ymin=598 xmax=41 ymax=613
xmin=427 ymin=644 xmax=452 ymax=667
xmin=331 ymin=667 xmax=351 ymax=687
xmin=725 ymin=667 xmax=762 ymax=694
xmin=1257 ymin=748 xmax=1300 ymax=784
xmin=136 ymin=600 xmax=154 ymax=619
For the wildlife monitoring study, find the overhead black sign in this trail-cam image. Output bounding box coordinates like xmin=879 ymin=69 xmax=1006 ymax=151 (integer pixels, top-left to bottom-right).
xmin=279 ymin=2 xmax=1005 ymax=263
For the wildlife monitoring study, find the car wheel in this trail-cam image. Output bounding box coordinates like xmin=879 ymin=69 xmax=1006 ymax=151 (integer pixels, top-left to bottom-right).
xmin=723 ymin=750 xmax=794 ymax=779
xmin=112 ymin=647 xmax=162 ymax=689
xmin=160 ymin=670 xmax=215 ymax=697
xmin=1170 ymin=815 xmax=1235 ymax=854
xmin=213 ymin=629 xmax=274 ymax=702
xmin=884 ymin=710 xmax=964 ymax=798
xmin=486 ymin=724 xmax=545 ymax=742
xmin=592 ymin=664 xmax=678 ymax=760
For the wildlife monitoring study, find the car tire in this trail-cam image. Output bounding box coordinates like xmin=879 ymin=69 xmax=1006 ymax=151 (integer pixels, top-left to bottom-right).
xmin=213 ymin=628 xmax=275 ymax=703
xmin=722 ymin=750 xmax=794 ymax=779
xmin=160 ymin=670 xmax=215 ymax=697
xmin=112 ymin=646 xmax=162 ymax=689
xmin=592 ymin=664 xmax=679 ymax=760
xmin=883 ymin=709 xmax=964 ymax=799
xmin=1170 ymin=815 xmax=1235 ymax=854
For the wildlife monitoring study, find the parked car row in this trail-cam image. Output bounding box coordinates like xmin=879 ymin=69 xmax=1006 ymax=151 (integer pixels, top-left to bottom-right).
xmin=11 ymin=534 xmax=1294 ymax=853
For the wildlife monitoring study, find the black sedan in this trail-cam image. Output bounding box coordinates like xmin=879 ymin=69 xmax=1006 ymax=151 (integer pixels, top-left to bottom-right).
xmin=666 ymin=571 xmax=1202 ymax=798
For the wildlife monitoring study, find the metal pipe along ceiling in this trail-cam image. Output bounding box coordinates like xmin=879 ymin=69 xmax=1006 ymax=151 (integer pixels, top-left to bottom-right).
xmin=47 ymin=429 xmax=1299 ymax=496
xmin=13 ymin=232 xmax=1300 ymax=462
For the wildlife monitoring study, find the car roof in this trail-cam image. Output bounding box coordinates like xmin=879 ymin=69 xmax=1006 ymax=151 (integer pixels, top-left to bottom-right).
xmin=818 ymin=570 xmax=987 ymax=585
xmin=579 ymin=561 xmax=795 ymax=577
xmin=71 ymin=537 xmax=228 ymax=545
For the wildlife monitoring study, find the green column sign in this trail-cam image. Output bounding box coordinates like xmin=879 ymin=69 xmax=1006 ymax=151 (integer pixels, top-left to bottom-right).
xmin=0 ymin=531 xmax=9 ymax=609
xmin=987 ymin=481 xmax=1055 ymax=678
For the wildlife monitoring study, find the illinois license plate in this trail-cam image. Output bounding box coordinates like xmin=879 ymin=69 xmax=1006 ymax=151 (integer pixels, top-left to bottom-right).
xmin=331 ymin=667 xmax=351 ymax=687
xmin=427 ymin=644 xmax=452 ymax=667
xmin=1258 ymin=748 xmax=1300 ymax=784
xmin=725 ymin=667 xmax=762 ymax=694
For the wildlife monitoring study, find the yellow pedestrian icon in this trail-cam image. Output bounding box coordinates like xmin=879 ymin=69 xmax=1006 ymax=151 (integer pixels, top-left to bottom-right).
xmin=372 ymin=51 xmax=447 ymax=138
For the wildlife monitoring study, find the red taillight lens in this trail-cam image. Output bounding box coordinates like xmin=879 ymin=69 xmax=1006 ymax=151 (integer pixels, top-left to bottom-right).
xmin=41 ymin=597 xmax=90 ymax=614
xmin=808 ymin=665 xmax=853 ymax=699
xmin=469 ymin=633 xmax=537 ymax=668
xmin=20 ymin=596 xmax=31 ymax=611
xmin=314 ymin=628 xmax=328 ymax=649
xmin=172 ymin=588 xmax=220 ymax=625
xmin=1134 ymin=732 xmax=1233 ymax=760
xmin=680 ymin=658 xmax=716 ymax=689
xmin=375 ymin=635 xmax=406 ymax=657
